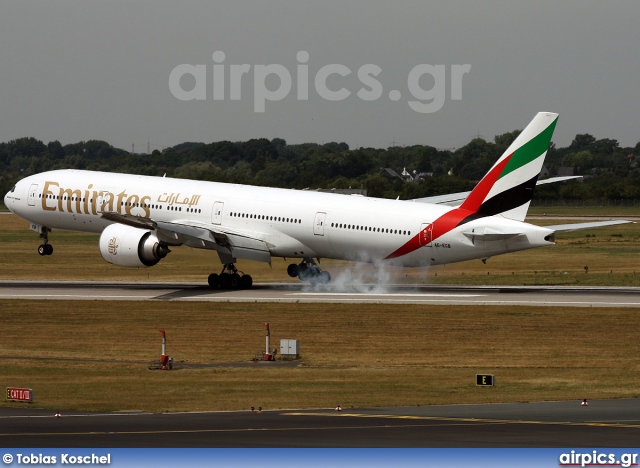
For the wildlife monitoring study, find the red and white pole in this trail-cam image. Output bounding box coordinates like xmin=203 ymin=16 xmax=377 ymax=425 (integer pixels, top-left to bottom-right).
xmin=160 ymin=330 xmax=168 ymax=370
xmin=265 ymin=323 xmax=271 ymax=361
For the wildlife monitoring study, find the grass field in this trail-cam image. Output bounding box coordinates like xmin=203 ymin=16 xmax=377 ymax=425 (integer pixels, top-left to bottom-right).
xmin=1 ymin=301 xmax=639 ymax=412
xmin=1 ymin=210 xmax=639 ymax=412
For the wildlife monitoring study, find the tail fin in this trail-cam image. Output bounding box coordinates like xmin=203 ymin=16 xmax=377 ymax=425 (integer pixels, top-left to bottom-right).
xmin=459 ymin=112 xmax=558 ymax=221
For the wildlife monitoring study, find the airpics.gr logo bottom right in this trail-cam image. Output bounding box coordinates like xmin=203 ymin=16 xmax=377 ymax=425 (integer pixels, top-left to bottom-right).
xmin=559 ymin=450 xmax=638 ymax=468
xmin=169 ymin=51 xmax=471 ymax=113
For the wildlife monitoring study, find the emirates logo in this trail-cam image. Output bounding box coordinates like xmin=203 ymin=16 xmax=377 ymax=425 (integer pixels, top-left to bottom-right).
xmin=108 ymin=237 xmax=119 ymax=255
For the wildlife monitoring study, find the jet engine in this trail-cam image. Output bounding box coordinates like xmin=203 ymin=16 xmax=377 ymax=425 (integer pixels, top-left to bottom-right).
xmin=99 ymin=224 xmax=170 ymax=267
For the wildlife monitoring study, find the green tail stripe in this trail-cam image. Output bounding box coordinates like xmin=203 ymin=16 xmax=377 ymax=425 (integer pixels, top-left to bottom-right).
xmin=498 ymin=117 xmax=558 ymax=180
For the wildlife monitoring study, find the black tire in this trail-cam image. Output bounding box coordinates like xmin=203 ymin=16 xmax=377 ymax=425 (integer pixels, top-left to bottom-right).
xmin=45 ymin=244 xmax=53 ymax=255
xmin=219 ymin=273 xmax=230 ymax=289
xmin=38 ymin=245 xmax=46 ymax=256
xmin=239 ymin=274 xmax=253 ymax=289
xmin=229 ymin=273 xmax=241 ymax=289
xmin=309 ymin=265 xmax=321 ymax=277
xmin=297 ymin=264 xmax=309 ymax=281
xmin=287 ymin=263 xmax=299 ymax=278
xmin=207 ymin=273 xmax=220 ymax=288
xmin=319 ymin=271 xmax=331 ymax=284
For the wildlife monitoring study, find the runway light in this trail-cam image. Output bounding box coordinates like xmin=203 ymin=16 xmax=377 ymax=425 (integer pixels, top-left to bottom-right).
xmin=335 ymin=406 xmax=342 ymax=412
xmin=581 ymin=399 xmax=589 ymax=406
xmin=55 ymin=412 xmax=61 ymax=418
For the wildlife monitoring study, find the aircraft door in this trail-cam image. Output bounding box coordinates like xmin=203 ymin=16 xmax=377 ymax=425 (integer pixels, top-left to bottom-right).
xmin=314 ymin=212 xmax=326 ymax=236
xmin=419 ymin=223 xmax=433 ymax=247
xmin=212 ymin=201 xmax=224 ymax=225
xmin=28 ymin=184 xmax=38 ymax=206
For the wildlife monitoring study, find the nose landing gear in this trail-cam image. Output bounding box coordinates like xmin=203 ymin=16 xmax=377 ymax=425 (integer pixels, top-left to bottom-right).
xmin=287 ymin=258 xmax=331 ymax=286
xmin=38 ymin=244 xmax=53 ymax=256
xmin=208 ymin=264 xmax=253 ymax=289
xmin=37 ymin=227 xmax=53 ymax=256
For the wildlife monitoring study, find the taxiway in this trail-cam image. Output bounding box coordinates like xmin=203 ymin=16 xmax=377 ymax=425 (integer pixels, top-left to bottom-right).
xmin=1 ymin=399 xmax=639 ymax=448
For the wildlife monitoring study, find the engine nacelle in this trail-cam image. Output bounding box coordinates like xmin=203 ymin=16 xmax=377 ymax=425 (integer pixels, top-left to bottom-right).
xmin=99 ymin=224 xmax=170 ymax=267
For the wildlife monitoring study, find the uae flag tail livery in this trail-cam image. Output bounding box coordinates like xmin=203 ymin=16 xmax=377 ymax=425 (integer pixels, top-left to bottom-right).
xmin=460 ymin=112 xmax=558 ymax=223
xmin=384 ymin=112 xmax=563 ymax=262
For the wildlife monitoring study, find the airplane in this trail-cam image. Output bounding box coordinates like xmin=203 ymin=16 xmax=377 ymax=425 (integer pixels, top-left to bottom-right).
xmin=3 ymin=112 xmax=633 ymax=289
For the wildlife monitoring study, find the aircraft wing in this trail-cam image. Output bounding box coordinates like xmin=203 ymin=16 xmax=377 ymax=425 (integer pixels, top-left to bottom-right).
xmin=101 ymin=212 xmax=272 ymax=263
xmin=411 ymin=176 xmax=583 ymax=206
xmin=101 ymin=211 xmax=157 ymax=230
xmin=535 ymin=175 xmax=583 ymax=185
xmin=411 ymin=191 xmax=469 ymax=206
xmin=544 ymin=219 xmax=635 ymax=232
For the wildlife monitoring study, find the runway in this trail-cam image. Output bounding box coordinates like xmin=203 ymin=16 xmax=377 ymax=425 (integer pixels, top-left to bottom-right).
xmin=1 ymin=399 xmax=639 ymax=447
xmin=0 ymin=280 xmax=639 ymax=307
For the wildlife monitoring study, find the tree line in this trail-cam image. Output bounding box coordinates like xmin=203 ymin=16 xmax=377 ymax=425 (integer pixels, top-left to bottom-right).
xmin=1 ymin=131 xmax=639 ymax=202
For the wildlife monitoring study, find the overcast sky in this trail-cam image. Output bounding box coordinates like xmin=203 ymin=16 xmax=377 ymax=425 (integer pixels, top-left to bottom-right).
xmin=1 ymin=1 xmax=639 ymax=153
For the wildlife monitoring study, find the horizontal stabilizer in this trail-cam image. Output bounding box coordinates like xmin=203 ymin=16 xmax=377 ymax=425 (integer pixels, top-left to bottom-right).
xmin=545 ymin=219 xmax=635 ymax=232
xmin=462 ymin=226 xmax=524 ymax=240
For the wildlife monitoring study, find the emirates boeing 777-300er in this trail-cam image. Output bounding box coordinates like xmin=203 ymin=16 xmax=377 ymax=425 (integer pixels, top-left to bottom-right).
xmin=4 ymin=112 xmax=632 ymax=288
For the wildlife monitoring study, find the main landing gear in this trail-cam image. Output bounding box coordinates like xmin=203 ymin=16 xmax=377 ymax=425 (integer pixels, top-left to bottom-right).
xmin=207 ymin=264 xmax=253 ymax=290
xmin=287 ymin=258 xmax=331 ymax=286
xmin=37 ymin=227 xmax=53 ymax=256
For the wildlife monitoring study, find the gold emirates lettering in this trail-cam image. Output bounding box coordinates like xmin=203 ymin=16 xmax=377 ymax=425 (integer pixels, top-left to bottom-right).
xmin=41 ymin=181 xmax=152 ymax=218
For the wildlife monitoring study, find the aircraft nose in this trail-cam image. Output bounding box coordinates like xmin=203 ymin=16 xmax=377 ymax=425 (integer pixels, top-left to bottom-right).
xmin=4 ymin=184 xmax=16 ymax=213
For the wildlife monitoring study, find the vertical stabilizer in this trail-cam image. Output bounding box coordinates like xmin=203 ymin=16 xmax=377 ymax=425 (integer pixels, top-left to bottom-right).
xmin=459 ymin=112 xmax=558 ymax=221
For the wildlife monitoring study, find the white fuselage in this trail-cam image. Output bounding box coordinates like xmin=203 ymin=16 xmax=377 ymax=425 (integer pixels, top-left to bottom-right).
xmin=5 ymin=169 xmax=555 ymax=268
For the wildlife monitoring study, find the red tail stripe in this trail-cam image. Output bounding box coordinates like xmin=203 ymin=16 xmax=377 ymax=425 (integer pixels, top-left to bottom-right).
xmin=385 ymin=155 xmax=512 ymax=260
xmin=459 ymin=153 xmax=512 ymax=213
xmin=385 ymin=207 xmax=474 ymax=259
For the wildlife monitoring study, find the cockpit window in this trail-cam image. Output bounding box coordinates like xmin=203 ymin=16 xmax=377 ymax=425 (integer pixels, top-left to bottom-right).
xmin=10 ymin=185 xmax=16 ymax=193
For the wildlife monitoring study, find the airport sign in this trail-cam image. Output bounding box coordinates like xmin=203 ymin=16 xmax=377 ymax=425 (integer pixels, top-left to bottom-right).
xmin=6 ymin=387 xmax=33 ymax=403
xmin=476 ymin=374 xmax=495 ymax=386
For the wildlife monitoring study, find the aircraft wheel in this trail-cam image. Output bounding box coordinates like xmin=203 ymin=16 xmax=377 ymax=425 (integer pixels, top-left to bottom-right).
xmin=45 ymin=244 xmax=53 ymax=255
xmin=287 ymin=264 xmax=299 ymax=278
xmin=219 ymin=273 xmax=231 ymax=289
xmin=207 ymin=273 xmax=220 ymax=289
xmin=296 ymin=263 xmax=310 ymax=281
xmin=239 ymin=274 xmax=253 ymax=289
xmin=229 ymin=273 xmax=241 ymax=289
xmin=38 ymin=245 xmax=47 ymax=256
xmin=318 ymin=271 xmax=331 ymax=284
